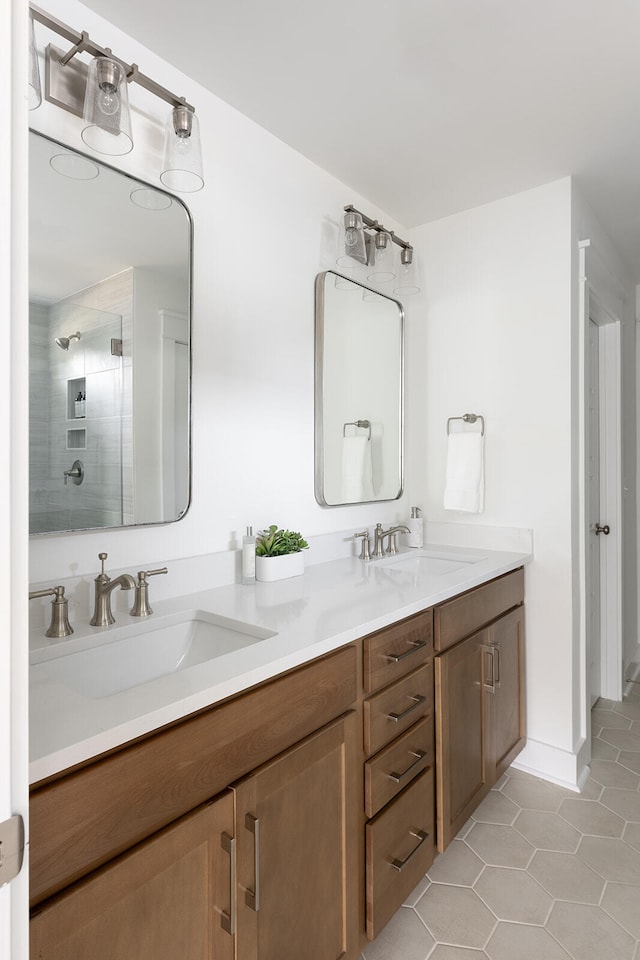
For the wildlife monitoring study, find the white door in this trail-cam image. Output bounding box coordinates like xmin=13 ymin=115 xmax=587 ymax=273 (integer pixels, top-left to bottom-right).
xmin=586 ymin=319 xmax=602 ymax=705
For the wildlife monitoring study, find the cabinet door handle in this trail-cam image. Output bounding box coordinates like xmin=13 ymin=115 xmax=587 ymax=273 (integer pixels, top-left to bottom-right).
xmin=481 ymin=645 xmax=495 ymax=694
xmin=491 ymin=643 xmax=501 ymax=687
xmin=220 ymin=832 xmax=236 ymax=935
xmin=388 ymin=750 xmax=429 ymax=783
xmin=390 ymin=829 xmax=430 ymax=871
xmin=245 ymin=814 xmax=260 ymax=912
xmin=387 ymin=694 xmax=426 ymax=723
xmin=384 ymin=639 xmax=428 ymax=663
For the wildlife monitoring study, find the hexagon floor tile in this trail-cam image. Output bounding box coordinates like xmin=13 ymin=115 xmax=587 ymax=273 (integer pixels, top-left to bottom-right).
xmin=361 ymin=692 xmax=640 ymax=960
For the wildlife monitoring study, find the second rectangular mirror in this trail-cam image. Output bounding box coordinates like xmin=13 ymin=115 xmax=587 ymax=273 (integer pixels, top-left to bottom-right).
xmin=315 ymin=271 xmax=404 ymax=506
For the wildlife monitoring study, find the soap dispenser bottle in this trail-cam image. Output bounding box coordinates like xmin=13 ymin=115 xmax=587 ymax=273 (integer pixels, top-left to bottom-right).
xmin=242 ymin=526 xmax=256 ymax=584
xmin=406 ymin=506 xmax=423 ymax=548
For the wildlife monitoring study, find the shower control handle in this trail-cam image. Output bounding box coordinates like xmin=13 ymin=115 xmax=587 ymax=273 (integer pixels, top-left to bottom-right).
xmin=63 ymin=459 xmax=84 ymax=485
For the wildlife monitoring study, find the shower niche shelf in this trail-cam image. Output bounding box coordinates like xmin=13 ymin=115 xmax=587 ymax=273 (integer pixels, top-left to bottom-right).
xmin=67 ymin=428 xmax=86 ymax=451
xmin=67 ymin=378 xmax=86 ymax=420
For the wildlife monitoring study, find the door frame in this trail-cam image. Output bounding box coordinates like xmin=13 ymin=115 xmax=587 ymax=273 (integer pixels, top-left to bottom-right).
xmin=1 ymin=1 xmax=30 ymax=958
xmin=578 ymin=241 xmax=623 ymax=724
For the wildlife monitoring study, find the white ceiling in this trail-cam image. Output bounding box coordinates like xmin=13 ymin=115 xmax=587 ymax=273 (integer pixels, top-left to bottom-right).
xmin=83 ymin=0 xmax=640 ymax=279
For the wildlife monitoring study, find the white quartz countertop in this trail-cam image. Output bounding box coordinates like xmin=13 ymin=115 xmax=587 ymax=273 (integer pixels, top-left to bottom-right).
xmin=30 ymin=543 xmax=530 ymax=784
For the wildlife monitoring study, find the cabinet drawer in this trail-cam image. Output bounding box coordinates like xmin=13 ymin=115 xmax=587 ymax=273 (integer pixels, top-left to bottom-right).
xmin=364 ymin=661 xmax=433 ymax=756
xmin=363 ymin=610 xmax=433 ymax=693
xmin=434 ymin=567 xmax=524 ymax=652
xmin=364 ymin=716 xmax=434 ymax=818
xmin=365 ymin=768 xmax=436 ymax=940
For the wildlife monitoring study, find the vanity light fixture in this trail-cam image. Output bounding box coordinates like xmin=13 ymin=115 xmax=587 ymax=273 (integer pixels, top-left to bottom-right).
xmin=29 ymin=3 xmax=204 ymax=191
xmin=367 ymin=230 xmax=395 ymax=284
xmin=160 ymin=103 xmax=204 ymax=193
xmin=393 ymin=246 xmax=421 ymax=297
xmin=338 ymin=204 xmax=420 ymax=295
xmin=81 ymin=56 xmax=133 ymax=156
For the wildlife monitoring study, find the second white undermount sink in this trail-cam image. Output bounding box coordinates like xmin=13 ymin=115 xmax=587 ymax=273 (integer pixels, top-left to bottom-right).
xmin=36 ymin=610 xmax=277 ymax=699
xmin=373 ymin=548 xmax=486 ymax=576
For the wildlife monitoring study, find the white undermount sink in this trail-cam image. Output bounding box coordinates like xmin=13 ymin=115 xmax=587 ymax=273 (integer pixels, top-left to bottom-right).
xmin=35 ymin=610 xmax=277 ymax=699
xmin=373 ymin=548 xmax=486 ymax=576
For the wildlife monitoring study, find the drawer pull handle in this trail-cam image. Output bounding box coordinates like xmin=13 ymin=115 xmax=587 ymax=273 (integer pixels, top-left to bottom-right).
xmin=245 ymin=814 xmax=260 ymax=912
xmin=390 ymin=829 xmax=430 ymax=871
xmin=388 ymin=694 xmax=426 ymax=723
xmin=388 ymin=750 xmax=429 ymax=784
xmin=385 ymin=639 xmax=428 ymax=663
xmin=221 ymin=832 xmax=236 ymax=935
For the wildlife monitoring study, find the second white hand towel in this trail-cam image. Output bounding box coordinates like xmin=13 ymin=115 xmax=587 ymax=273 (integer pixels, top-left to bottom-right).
xmin=444 ymin=432 xmax=484 ymax=513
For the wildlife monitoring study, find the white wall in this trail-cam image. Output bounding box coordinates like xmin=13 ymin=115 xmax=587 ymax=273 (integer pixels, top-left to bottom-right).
xmin=405 ymin=177 xmax=638 ymax=786
xmin=28 ymin=0 xmax=413 ymax=584
xmin=406 ymin=180 xmax=580 ymax=782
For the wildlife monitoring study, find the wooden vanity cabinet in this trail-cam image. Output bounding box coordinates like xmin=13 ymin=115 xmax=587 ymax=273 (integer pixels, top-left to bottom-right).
xmin=29 ymin=647 xmax=359 ymax=960
xmin=434 ymin=569 xmax=525 ymax=851
xmin=360 ymin=610 xmax=437 ymax=941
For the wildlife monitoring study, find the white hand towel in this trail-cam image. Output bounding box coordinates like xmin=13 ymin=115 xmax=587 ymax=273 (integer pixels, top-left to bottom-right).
xmin=342 ymin=436 xmax=374 ymax=502
xmin=444 ymin=432 xmax=484 ymax=513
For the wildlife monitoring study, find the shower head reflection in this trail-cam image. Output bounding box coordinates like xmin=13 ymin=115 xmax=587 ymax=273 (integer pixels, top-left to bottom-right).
xmin=55 ymin=331 xmax=81 ymax=351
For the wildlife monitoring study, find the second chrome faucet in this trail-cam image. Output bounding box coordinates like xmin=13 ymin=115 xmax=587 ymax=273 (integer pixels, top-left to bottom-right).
xmin=354 ymin=523 xmax=411 ymax=561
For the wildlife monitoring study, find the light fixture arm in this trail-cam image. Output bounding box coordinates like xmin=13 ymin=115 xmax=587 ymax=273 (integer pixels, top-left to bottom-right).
xmin=343 ymin=204 xmax=413 ymax=255
xmin=29 ymin=3 xmax=195 ymax=112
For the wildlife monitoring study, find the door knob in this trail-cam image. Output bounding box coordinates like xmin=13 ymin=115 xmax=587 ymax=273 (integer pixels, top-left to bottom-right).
xmin=595 ymin=524 xmax=610 ymax=536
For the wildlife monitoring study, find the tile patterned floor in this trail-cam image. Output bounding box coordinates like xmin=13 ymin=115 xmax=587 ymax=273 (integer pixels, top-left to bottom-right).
xmin=361 ymin=684 xmax=640 ymax=960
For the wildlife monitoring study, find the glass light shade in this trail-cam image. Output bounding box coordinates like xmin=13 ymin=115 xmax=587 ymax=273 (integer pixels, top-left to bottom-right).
xmin=367 ymin=230 xmax=396 ymax=284
xmin=81 ymin=57 xmax=133 ymax=156
xmin=392 ymin=247 xmax=421 ymax=297
xmin=160 ymin=104 xmax=204 ymax=193
xmin=29 ymin=17 xmax=42 ymax=110
xmin=337 ymin=211 xmax=366 ymax=267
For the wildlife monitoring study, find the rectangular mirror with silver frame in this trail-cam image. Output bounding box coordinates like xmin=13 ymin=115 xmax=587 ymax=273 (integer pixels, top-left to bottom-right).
xmin=315 ymin=270 xmax=403 ymax=506
xmin=29 ymin=130 xmax=192 ymax=535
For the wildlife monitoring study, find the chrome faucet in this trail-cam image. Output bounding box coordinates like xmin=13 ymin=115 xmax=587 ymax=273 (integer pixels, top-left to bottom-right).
xmin=90 ymin=552 xmax=136 ymax=627
xmin=372 ymin=523 xmax=411 ymax=558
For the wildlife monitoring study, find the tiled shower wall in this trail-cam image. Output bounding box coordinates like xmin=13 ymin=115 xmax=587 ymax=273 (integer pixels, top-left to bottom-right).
xmin=29 ymin=269 xmax=133 ymax=534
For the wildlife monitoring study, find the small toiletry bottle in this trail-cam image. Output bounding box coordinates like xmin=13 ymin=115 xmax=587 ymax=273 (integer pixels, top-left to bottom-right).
xmin=406 ymin=506 xmax=424 ymax=548
xmin=242 ymin=526 xmax=256 ymax=584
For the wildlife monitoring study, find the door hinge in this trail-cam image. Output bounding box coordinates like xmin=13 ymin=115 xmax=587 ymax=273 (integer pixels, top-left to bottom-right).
xmin=111 ymin=338 xmax=123 ymax=357
xmin=0 ymin=815 xmax=25 ymax=887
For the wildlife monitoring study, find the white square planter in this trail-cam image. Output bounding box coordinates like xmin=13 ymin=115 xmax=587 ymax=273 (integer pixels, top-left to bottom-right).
xmin=255 ymin=552 xmax=305 ymax=582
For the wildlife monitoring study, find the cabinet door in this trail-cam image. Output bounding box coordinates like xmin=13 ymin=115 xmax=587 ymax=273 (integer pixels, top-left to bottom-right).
xmin=490 ymin=606 xmax=526 ymax=777
xmin=30 ymin=791 xmax=235 ymax=960
xmin=234 ymin=713 xmax=358 ymax=960
xmin=435 ymin=631 xmax=492 ymax=851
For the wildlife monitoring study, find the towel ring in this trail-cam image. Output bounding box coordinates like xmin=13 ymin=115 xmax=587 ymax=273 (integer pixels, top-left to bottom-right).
xmin=343 ymin=419 xmax=372 ymax=441
xmin=447 ymin=413 xmax=485 ymax=436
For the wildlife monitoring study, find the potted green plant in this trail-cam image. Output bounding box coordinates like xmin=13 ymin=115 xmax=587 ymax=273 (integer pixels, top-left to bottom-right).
xmin=255 ymin=524 xmax=309 ymax=582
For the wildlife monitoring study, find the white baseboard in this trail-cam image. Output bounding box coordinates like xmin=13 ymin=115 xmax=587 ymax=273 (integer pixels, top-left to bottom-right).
xmin=511 ymin=737 xmax=590 ymax=793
